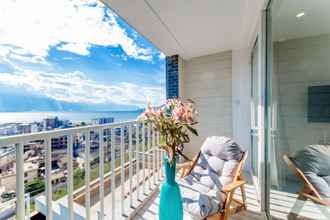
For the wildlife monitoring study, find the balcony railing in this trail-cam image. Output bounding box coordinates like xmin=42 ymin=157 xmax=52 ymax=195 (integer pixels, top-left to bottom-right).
xmin=0 ymin=120 xmax=163 ymax=220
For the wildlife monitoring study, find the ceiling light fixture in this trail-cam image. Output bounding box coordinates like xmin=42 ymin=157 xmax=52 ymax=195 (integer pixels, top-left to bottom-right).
xmin=296 ymin=12 xmax=305 ymax=18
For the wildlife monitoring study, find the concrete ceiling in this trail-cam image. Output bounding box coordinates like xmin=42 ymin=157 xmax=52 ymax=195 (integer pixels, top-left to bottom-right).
xmin=103 ymin=0 xmax=265 ymax=60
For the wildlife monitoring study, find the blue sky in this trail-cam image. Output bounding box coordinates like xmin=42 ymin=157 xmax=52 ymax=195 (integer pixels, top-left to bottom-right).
xmin=0 ymin=0 xmax=165 ymax=111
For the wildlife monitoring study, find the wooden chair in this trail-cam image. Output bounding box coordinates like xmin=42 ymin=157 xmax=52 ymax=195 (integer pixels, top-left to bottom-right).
xmin=177 ymin=151 xmax=248 ymax=220
xmin=283 ymin=154 xmax=330 ymax=208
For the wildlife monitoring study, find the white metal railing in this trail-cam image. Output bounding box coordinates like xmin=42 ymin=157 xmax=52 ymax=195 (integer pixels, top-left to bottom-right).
xmin=0 ymin=120 xmax=163 ymax=220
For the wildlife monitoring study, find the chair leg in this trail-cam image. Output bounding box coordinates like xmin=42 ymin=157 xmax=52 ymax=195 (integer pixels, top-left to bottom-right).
xmin=206 ymin=212 xmax=222 ymax=220
xmin=288 ymin=193 xmax=306 ymax=220
xmin=223 ymin=192 xmax=234 ymax=220
xmin=240 ymin=184 xmax=247 ymax=210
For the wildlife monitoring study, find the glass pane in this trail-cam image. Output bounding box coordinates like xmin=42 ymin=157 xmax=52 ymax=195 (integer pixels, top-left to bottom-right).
xmin=252 ymin=40 xmax=260 ymax=129
xmin=251 ymin=38 xmax=260 ymax=180
xmin=268 ymin=0 xmax=330 ymax=219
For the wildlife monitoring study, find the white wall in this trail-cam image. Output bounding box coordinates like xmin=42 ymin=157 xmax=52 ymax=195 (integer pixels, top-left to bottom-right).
xmin=180 ymin=51 xmax=233 ymax=157
xmin=232 ymin=48 xmax=252 ymax=167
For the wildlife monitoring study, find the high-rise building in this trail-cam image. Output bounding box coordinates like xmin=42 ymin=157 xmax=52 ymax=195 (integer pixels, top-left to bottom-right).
xmin=51 ymin=136 xmax=67 ymax=150
xmin=14 ymin=124 xmax=31 ymax=134
xmin=43 ymin=117 xmax=60 ymax=131
xmin=91 ymin=117 xmax=114 ymax=125
xmin=166 ymin=55 xmax=179 ymax=99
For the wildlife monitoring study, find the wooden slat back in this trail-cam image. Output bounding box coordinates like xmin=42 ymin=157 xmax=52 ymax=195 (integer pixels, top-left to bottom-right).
xmin=233 ymin=151 xmax=248 ymax=182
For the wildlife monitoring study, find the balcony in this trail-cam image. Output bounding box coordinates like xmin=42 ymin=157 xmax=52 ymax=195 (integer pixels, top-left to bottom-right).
xmin=1 ymin=119 xmax=327 ymax=220
xmin=1 ymin=1 xmax=330 ymax=219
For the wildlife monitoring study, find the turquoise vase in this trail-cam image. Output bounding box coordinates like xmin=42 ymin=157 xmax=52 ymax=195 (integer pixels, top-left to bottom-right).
xmin=159 ymin=155 xmax=183 ymax=220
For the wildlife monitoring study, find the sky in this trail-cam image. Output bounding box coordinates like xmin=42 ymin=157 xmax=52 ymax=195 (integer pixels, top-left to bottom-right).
xmin=0 ymin=0 xmax=165 ymax=111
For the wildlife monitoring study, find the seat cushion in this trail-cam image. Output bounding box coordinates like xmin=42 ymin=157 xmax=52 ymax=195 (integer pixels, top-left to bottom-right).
xmin=323 ymin=176 xmax=330 ymax=201
xmin=178 ymin=178 xmax=224 ymax=219
xmin=304 ymin=173 xmax=330 ymax=202
xmin=323 ymin=175 xmax=330 ymax=186
xmin=181 ymin=174 xmax=213 ymax=193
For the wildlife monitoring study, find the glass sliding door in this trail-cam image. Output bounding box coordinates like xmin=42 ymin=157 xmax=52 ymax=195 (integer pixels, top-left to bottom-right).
xmin=251 ymin=38 xmax=261 ymax=188
xmin=266 ymin=0 xmax=330 ymax=219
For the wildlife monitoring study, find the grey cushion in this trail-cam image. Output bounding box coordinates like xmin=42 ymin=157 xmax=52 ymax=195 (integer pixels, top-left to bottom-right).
xmin=323 ymin=175 xmax=330 ymax=186
xmin=293 ymin=145 xmax=330 ymax=176
xmin=304 ymin=172 xmax=330 ymax=201
xmin=292 ymin=145 xmax=330 ymax=201
xmin=200 ymin=136 xmax=243 ymax=161
xmin=180 ymin=136 xmax=244 ymax=218
xmin=196 ymin=154 xmax=224 ymax=175
xmin=221 ymin=160 xmax=240 ymax=178
xmin=179 ymin=178 xmax=223 ymax=219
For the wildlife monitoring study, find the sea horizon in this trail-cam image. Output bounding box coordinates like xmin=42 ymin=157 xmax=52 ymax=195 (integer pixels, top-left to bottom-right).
xmin=0 ymin=110 xmax=143 ymax=125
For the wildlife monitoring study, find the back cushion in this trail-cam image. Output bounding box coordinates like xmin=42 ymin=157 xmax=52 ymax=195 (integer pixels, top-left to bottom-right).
xmin=292 ymin=145 xmax=330 ymax=200
xmin=200 ymin=136 xmax=243 ymax=161
xmin=293 ymin=145 xmax=330 ymax=177
xmin=196 ymin=154 xmax=224 ymax=175
xmin=196 ymin=136 xmax=244 ymax=180
xmin=221 ymin=160 xmax=240 ymax=178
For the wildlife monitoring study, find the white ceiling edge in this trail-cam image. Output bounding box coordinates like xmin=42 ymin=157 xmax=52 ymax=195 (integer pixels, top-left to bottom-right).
xmin=101 ymin=0 xmax=180 ymax=56
xmin=102 ymin=0 xmax=265 ymax=60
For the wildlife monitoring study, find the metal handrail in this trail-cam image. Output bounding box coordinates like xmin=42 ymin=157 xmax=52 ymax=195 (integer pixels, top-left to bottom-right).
xmin=0 ymin=120 xmax=138 ymax=146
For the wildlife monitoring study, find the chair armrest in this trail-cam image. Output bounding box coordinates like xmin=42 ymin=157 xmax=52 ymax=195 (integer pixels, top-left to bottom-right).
xmin=223 ymin=180 xmax=246 ymax=193
xmin=177 ymin=161 xmax=193 ymax=178
xmin=301 ymin=192 xmax=330 ymax=208
xmin=176 ymin=161 xmax=192 ymax=169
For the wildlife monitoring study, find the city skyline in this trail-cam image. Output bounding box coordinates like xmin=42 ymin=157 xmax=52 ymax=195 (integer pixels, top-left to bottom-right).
xmin=0 ymin=0 xmax=166 ymax=112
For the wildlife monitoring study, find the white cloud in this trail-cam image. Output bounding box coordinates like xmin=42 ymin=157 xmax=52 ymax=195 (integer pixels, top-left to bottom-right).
xmin=57 ymin=43 xmax=90 ymax=56
xmin=0 ymin=0 xmax=153 ymax=61
xmin=158 ymin=52 xmax=166 ymax=60
xmin=0 ymin=71 xmax=164 ymax=107
xmin=9 ymin=53 xmax=49 ymax=65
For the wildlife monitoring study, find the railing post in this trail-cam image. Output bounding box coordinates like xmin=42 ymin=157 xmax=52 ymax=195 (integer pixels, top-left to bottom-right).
xmin=161 ymin=147 xmax=164 ymax=178
xmin=16 ymin=142 xmax=25 ymax=220
xmin=67 ymin=135 xmax=74 ymax=220
xmin=45 ymin=138 xmax=52 ymax=220
xmin=157 ymin=132 xmax=161 ymax=181
xmin=120 ymin=126 xmax=125 ymax=216
xmin=99 ymin=129 xmax=105 ymax=220
xmin=128 ymin=124 xmax=133 ymax=208
xmin=142 ymin=124 xmax=146 ymax=194
xmin=152 ymin=126 xmax=156 ymax=186
xmin=85 ymin=132 xmax=91 ymax=220
xmin=135 ymin=124 xmax=140 ymax=201
xmin=110 ymin=128 xmax=116 ymax=220
xmin=25 ymin=193 xmax=30 ymax=220
xmin=147 ymin=124 xmax=151 ymax=190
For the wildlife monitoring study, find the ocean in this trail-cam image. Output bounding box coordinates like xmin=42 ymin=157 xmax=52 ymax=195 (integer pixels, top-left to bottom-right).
xmin=0 ymin=111 xmax=142 ymax=125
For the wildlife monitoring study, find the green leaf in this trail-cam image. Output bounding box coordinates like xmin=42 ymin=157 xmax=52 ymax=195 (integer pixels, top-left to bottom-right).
xmin=186 ymin=125 xmax=198 ymax=136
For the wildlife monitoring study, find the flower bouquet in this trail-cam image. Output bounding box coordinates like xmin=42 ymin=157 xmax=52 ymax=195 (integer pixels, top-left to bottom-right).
xmin=139 ymin=98 xmax=198 ymax=164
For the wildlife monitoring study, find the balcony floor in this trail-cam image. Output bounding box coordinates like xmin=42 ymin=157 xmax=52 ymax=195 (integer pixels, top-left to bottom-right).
xmin=133 ymin=183 xmax=330 ymax=220
xmin=133 ymin=183 xmax=263 ymax=220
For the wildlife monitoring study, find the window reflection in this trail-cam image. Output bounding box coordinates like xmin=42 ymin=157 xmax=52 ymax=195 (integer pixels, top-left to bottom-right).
xmin=268 ymin=0 xmax=330 ymax=219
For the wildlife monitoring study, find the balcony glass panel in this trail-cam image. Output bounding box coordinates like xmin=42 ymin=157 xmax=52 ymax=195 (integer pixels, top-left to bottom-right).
xmin=268 ymin=0 xmax=330 ymax=219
